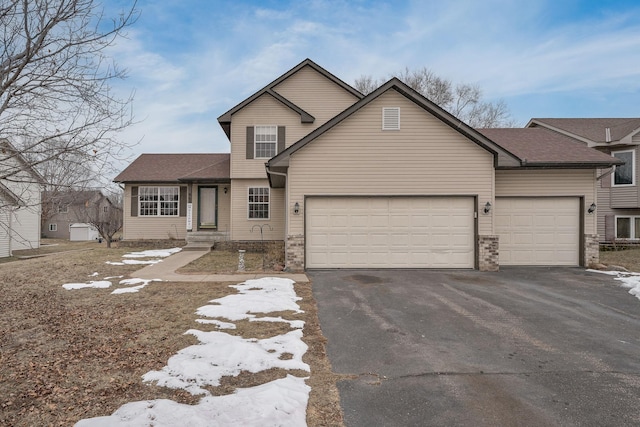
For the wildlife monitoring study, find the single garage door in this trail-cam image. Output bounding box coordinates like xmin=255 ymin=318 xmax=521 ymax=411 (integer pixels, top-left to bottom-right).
xmin=306 ymin=196 xmax=475 ymax=269
xmin=495 ymin=197 xmax=580 ymax=266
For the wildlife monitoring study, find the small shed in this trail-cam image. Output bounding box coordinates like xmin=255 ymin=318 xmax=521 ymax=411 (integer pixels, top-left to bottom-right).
xmin=69 ymin=223 xmax=100 ymax=241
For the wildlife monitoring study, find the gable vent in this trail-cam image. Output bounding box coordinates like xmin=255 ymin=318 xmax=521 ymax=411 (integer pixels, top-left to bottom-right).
xmin=382 ymin=107 xmax=400 ymax=130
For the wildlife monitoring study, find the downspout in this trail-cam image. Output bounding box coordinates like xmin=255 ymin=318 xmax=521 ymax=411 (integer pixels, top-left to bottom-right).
xmin=596 ymin=167 xmax=614 ymax=181
xmin=265 ymin=165 xmax=290 ymax=267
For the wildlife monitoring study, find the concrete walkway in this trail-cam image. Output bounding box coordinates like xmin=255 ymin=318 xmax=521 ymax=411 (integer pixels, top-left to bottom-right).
xmin=133 ymin=249 xmax=309 ymax=283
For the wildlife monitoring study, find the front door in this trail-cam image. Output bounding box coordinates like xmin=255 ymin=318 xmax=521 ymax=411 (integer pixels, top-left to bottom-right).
xmin=198 ymin=187 xmax=217 ymax=229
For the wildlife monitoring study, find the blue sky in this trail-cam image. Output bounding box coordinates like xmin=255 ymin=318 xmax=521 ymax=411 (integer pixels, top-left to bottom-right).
xmin=106 ymin=0 xmax=640 ymax=164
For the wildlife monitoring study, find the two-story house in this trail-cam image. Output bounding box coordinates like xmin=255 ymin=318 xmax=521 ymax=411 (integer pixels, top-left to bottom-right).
xmin=115 ymin=59 xmax=621 ymax=270
xmin=527 ymin=118 xmax=640 ymax=243
xmin=42 ymin=189 xmax=115 ymax=240
xmin=0 ymin=139 xmax=44 ymax=257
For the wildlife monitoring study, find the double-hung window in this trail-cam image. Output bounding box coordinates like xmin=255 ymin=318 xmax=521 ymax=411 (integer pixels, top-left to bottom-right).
xmin=248 ymin=187 xmax=269 ymax=219
xmin=612 ymin=149 xmax=635 ymax=186
xmin=139 ymin=186 xmax=179 ymax=216
xmin=255 ymin=125 xmax=277 ymax=158
xmin=616 ymin=216 xmax=640 ymax=239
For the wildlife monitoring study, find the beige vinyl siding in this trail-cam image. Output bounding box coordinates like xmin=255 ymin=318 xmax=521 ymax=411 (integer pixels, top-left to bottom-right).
xmin=230 ymin=179 xmax=285 ymax=241
xmin=122 ymin=185 xmax=187 ymax=240
xmin=272 ymin=65 xmax=360 ymax=127
xmin=632 ymin=133 xmax=640 ymax=144
xmin=286 ymin=89 xmax=495 ymax=237
xmin=495 ymin=169 xmax=597 ymax=235
xmin=230 ymin=95 xmax=316 ymax=178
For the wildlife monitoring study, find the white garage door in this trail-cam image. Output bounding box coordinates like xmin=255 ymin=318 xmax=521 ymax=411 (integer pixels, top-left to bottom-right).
xmin=495 ymin=197 xmax=580 ymax=266
xmin=306 ymin=197 xmax=475 ymax=269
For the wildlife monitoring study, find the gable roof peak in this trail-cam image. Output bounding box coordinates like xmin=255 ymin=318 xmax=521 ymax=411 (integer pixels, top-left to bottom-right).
xmin=217 ymin=59 xmax=363 ymax=139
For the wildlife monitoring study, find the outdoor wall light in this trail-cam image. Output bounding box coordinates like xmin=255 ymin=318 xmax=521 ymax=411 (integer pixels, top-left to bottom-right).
xmin=588 ymin=203 xmax=596 ymax=214
xmin=483 ymin=202 xmax=492 ymax=214
xmin=223 ymin=187 xmax=228 ymax=194
xmin=294 ymin=202 xmax=300 ymax=215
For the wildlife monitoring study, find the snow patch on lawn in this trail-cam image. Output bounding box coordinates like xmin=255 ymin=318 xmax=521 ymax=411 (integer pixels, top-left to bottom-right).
xmin=143 ymin=329 xmax=309 ymax=395
xmin=197 ymin=277 xmax=304 ymax=323
xmin=63 ymin=281 xmax=112 ymax=290
xmin=122 ymin=248 xmax=183 ymax=258
xmin=75 ymin=277 xmax=310 ymax=426
xmin=111 ymin=278 xmax=162 ymax=294
xmin=74 ymin=375 xmax=309 ymax=427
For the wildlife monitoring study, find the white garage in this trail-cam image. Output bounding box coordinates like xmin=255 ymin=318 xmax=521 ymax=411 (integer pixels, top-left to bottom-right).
xmin=305 ymin=196 xmax=475 ymax=269
xmin=495 ymin=197 xmax=580 ymax=266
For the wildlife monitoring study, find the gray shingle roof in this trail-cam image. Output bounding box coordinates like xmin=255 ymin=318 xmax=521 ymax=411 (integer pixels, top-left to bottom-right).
xmin=477 ymin=127 xmax=622 ymax=167
xmin=529 ymin=118 xmax=640 ymax=143
xmin=113 ymin=154 xmax=230 ymax=183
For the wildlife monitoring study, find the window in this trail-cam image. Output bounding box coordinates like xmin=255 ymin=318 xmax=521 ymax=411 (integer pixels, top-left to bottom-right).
xmin=57 ymin=205 xmax=68 ymax=213
xmin=255 ymin=125 xmax=277 ymax=158
xmin=103 ymin=206 xmax=109 ymax=213
xmin=248 ymin=187 xmax=269 ymax=219
xmin=139 ymin=186 xmax=179 ymax=216
xmin=616 ymin=216 xmax=640 ymax=239
xmin=382 ymin=107 xmax=400 ymax=130
xmin=49 ymin=223 xmax=57 ymax=232
xmin=612 ymin=150 xmax=635 ymax=186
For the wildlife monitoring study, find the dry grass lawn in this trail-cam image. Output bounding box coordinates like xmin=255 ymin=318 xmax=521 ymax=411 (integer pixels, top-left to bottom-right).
xmin=600 ymin=247 xmax=640 ymax=272
xmin=0 ymin=241 xmax=344 ymax=426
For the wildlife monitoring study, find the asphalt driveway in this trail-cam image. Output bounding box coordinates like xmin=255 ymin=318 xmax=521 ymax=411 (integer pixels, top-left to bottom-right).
xmin=309 ymin=268 xmax=640 ymax=426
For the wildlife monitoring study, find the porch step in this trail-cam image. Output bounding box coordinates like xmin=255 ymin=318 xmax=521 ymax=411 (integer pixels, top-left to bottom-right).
xmin=184 ymin=231 xmax=228 ymax=250
xmin=183 ymin=241 xmax=215 ymax=251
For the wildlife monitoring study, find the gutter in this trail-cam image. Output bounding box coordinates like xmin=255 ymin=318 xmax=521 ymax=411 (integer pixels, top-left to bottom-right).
xmin=265 ymin=165 xmax=288 ymax=188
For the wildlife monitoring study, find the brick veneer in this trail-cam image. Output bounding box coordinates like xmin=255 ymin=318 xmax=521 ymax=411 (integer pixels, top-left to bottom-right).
xmin=478 ymin=235 xmax=499 ymax=272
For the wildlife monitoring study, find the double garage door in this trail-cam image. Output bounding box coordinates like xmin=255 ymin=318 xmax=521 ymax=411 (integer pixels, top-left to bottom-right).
xmin=306 ymin=197 xmax=475 ymax=269
xmin=305 ymin=196 xmax=581 ymax=269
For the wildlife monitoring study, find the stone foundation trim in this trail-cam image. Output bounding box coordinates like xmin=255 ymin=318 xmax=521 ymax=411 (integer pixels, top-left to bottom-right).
xmin=584 ymin=234 xmax=599 ymax=267
xmin=286 ymin=234 xmax=305 ymax=272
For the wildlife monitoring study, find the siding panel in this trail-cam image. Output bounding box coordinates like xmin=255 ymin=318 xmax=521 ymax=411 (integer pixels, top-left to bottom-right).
xmin=286 ymin=90 xmax=495 ymax=237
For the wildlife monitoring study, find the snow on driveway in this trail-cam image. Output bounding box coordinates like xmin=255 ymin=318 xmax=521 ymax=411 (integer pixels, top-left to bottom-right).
xmin=74 ymin=277 xmax=310 ymax=426
xmin=589 ymin=269 xmax=640 ymax=300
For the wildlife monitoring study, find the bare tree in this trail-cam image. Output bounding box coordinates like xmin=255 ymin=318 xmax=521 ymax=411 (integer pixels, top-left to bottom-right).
xmin=70 ymin=189 xmax=122 ymax=247
xmin=354 ymin=66 xmax=516 ymax=128
xmin=0 ymin=0 xmax=139 ymax=191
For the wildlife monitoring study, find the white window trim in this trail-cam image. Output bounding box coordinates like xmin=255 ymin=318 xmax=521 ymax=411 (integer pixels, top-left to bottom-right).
xmin=382 ymin=107 xmax=400 ymax=130
xmin=611 ymin=149 xmax=635 ymax=187
xmin=247 ymin=187 xmax=270 ymax=220
xmin=138 ymin=186 xmax=180 ymax=217
xmin=49 ymin=223 xmax=57 ymax=232
xmin=254 ymin=125 xmax=278 ymax=159
xmin=614 ymin=215 xmax=640 ymax=240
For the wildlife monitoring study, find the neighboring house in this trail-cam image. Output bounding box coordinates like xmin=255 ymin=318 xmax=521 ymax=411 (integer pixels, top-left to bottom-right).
xmin=115 ymin=59 xmax=620 ymax=270
xmin=527 ymin=118 xmax=640 ymax=243
xmin=42 ymin=190 xmax=114 ymax=240
xmin=0 ymin=139 xmax=44 ymax=256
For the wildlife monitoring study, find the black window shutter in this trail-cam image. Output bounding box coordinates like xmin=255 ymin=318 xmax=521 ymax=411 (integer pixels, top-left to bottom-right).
xmin=179 ymin=187 xmax=187 ymax=216
xmin=277 ymin=126 xmax=285 ymax=154
xmin=130 ymin=186 xmax=138 ymax=217
xmin=246 ymin=126 xmax=254 ymax=159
